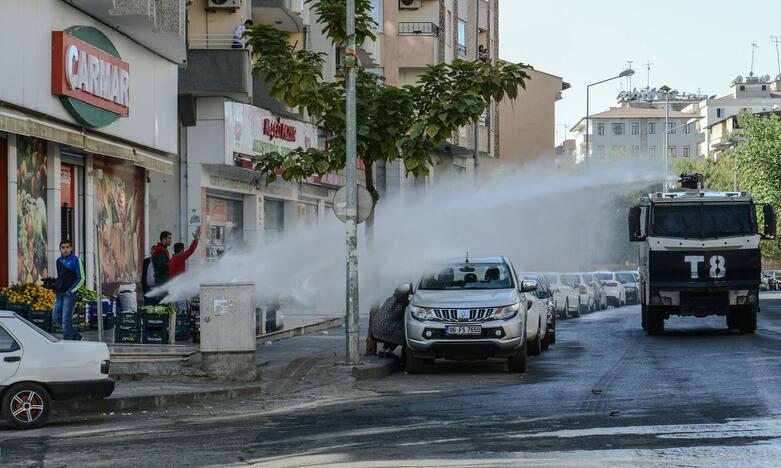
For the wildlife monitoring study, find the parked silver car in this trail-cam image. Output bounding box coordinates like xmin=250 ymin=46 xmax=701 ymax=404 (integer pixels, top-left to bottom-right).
xmin=402 ymin=257 xmax=543 ymax=373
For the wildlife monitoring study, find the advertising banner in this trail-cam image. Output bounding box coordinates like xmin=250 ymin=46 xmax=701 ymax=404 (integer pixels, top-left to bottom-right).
xmin=16 ymin=137 xmax=48 ymax=283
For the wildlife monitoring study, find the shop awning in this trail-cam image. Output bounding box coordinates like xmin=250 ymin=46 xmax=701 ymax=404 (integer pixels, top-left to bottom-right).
xmin=0 ymin=105 xmax=174 ymax=175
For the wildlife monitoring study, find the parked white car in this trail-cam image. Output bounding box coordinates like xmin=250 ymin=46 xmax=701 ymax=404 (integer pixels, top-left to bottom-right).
xmin=0 ymin=311 xmax=114 ymax=429
xmin=595 ymin=272 xmax=627 ymax=307
xmin=541 ymin=273 xmax=581 ymax=318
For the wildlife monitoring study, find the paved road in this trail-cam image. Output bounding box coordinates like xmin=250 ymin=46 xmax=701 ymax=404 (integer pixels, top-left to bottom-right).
xmin=4 ymin=295 xmax=781 ymax=467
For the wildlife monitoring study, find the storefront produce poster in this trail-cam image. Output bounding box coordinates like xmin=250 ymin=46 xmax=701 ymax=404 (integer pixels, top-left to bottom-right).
xmin=17 ymin=136 xmax=48 ymax=283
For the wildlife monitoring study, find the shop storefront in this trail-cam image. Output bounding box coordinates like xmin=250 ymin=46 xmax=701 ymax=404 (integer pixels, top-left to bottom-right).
xmin=0 ymin=2 xmax=179 ymax=290
xmin=186 ymin=99 xmax=340 ymax=263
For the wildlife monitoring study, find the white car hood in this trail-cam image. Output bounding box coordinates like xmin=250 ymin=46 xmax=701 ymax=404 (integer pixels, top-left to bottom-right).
xmin=412 ymin=289 xmax=520 ymax=309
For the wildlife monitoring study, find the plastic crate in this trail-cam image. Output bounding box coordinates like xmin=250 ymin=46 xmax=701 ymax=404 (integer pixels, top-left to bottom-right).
xmin=142 ymin=330 xmax=170 ymax=345
xmin=29 ymin=310 xmax=53 ymax=333
xmin=0 ymin=295 xmax=8 ymax=309
xmin=143 ymin=312 xmax=171 ymax=330
xmin=6 ymin=303 xmax=31 ymax=319
xmin=116 ymin=309 xmax=142 ymax=327
xmin=114 ymin=328 xmax=142 ymax=344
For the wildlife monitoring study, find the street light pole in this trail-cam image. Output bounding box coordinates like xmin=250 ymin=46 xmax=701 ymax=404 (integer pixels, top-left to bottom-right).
xmin=660 ymin=85 xmax=673 ymax=191
xmin=91 ymin=169 xmax=104 ymax=342
xmin=585 ymin=68 xmax=635 ymax=163
xmin=344 ymin=0 xmax=360 ymax=366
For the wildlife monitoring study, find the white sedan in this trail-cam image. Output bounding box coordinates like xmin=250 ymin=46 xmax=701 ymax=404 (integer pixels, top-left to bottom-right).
xmin=596 ymin=272 xmax=627 ymax=307
xmin=0 ymin=311 xmax=115 ymax=429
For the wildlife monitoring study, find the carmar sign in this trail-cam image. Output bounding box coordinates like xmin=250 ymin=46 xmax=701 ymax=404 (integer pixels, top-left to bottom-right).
xmin=263 ymin=118 xmax=297 ymax=142
xmin=51 ymin=27 xmax=130 ymax=127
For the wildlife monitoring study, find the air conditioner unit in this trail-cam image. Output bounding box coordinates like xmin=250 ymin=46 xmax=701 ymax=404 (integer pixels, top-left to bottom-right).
xmin=399 ymin=0 xmax=423 ymax=9
xmin=208 ymin=0 xmax=241 ymax=10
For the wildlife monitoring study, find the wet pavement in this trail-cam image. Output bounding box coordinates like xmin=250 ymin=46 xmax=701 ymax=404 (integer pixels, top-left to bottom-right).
xmin=3 ymin=294 xmax=781 ymax=467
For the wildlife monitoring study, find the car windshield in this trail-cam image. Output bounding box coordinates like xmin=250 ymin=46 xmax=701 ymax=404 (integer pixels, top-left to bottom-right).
xmin=616 ymin=273 xmax=635 ymax=284
xmin=16 ymin=315 xmax=59 ymax=342
xmin=652 ymin=203 xmax=755 ymax=239
xmin=596 ymin=272 xmax=613 ymax=281
xmin=419 ymin=263 xmax=514 ymax=290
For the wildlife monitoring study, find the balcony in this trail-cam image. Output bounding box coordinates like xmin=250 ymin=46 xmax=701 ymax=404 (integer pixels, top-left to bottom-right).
xmin=398 ymin=23 xmax=440 ymax=68
xmin=252 ymin=0 xmax=304 ymax=32
xmin=179 ymin=36 xmax=252 ymax=103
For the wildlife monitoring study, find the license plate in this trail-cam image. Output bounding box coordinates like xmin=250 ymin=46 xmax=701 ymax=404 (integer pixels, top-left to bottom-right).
xmin=445 ymin=325 xmax=482 ymax=336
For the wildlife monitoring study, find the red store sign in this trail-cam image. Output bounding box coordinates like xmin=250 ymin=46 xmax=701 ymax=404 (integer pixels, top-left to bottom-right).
xmin=263 ymin=118 xmax=297 ymax=142
xmin=51 ymin=31 xmax=130 ymax=117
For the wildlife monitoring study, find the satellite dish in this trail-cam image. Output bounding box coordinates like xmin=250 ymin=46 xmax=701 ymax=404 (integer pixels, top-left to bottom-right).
xmin=735 ymin=76 xmax=744 ymax=83
xmin=631 ymin=91 xmax=641 ymax=100
xmin=763 ymin=75 xmax=771 ymax=82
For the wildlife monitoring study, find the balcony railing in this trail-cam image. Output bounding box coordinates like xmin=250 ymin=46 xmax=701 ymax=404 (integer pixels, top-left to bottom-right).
xmin=188 ymin=34 xmax=243 ymax=50
xmin=398 ymin=22 xmax=440 ymax=37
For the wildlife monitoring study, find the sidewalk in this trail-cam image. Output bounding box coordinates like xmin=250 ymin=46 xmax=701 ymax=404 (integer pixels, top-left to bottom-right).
xmin=54 ymin=315 xmax=398 ymax=416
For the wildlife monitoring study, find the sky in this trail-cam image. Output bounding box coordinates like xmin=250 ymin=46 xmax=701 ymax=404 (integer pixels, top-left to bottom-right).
xmin=499 ymin=0 xmax=781 ymax=145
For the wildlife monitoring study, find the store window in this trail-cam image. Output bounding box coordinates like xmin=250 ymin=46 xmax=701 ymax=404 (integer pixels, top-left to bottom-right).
xmin=296 ymin=202 xmax=319 ymax=226
xmin=205 ymin=196 xmax=244 ymax=259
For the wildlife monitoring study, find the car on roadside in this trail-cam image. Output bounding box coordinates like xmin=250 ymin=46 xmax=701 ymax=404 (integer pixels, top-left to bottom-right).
xmin=563 ymin=272 xmax=598 ymax=314
xmin=595 ymin=271 xmax=626 ymax=307
xmin=587 ymin=272 xmax=609 ymax=311
xmin=1 ymin=311 xmax=114 ymax=429
xmin=521 ymin=273 xmax=556 ymax=349
xmin=541 ymin=273 xmax=581 ymax=319
xmin=615 ymin=271 xmax=639 ymax=305
xmin=760 ymin=274 xmax=770 ymax=291
xmin=770 ymin=271 xmax=781 ymax=290
xmin=401 ymin=257 xmax=546 ymax=373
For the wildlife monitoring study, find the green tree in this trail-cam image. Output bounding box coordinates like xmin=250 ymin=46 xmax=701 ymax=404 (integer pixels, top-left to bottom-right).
xmin=246 ymin=0 xmax=530 ymax=211
xmin=672 ymin=153 xmax=740 ymax=192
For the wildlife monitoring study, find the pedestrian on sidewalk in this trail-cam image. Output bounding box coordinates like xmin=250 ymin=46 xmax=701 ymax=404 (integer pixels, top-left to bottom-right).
xmin=53 ymin=239 xmax=85 ymax=341
xmin=149 ymin=231 xmax=173 ymax=305
xmin=141 ymin=246 xmax=155 ymax=296
xmin=232 ymin=19 xmax=253 ymax=49
xmin=169 ymin=227 xmax=201 ymax=279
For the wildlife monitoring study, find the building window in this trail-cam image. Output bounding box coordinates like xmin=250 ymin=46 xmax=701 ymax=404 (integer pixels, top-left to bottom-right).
xmin=717 ymin=108 xmax=724 ymax=118
xmin=597 ymin=146 xmax=605 ymax=159
xmin=762 ymin=85 xmax=767 ymax=91
xmin=667 ymin=122 xmax=676 ymax=134
xmin=612 ymin=123 xmax=624 ymax=135
xmin=649 ymin=145 xmax=656 ymax=157
xmin=668 ymin=146 xmax=677 ymax=158
xmin=684 ymin=122 xmax=691 ymax=134
xmin=457 ymin=20 xmax=466 ymax=57
xmin=648 ymin=122 xmax=656 ymax=134
xmin=632 ymin=145 xmax=640 ymax=156
xmin=740 ymin=85 xmax=746 ymax=91
xmin=597 ymin=123 xmax=605 ymax=135
xmin=631 ymin=123 xmax=639 ymax=135
xmin=683 ymin=145 xmax=690 ymax=157
xmin=612 ymin=145 xmax=625 ymax=155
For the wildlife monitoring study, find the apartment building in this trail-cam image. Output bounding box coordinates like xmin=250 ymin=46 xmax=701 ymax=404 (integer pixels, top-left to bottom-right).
xmin=683 ymin=74 xmax=781 ymax=157
xmin=367 ymin=0 xmax=498 ymax=196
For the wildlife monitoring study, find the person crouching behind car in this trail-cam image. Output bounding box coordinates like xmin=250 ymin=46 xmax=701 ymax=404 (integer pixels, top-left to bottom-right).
xmin=53 ymin=239 xmax=85 ymax=340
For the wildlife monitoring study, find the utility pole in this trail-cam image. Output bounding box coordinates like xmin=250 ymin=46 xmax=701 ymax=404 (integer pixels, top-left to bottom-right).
xmin=473 ymin=0 xmax=480 ymax=183
xmin=626 ymin=60 xmax=634 ymax=89
xmin=344 ymin=0 xmax=359 ymax=366
xmin=91 ymin=169 xmax=105 ymax=342
xmin=772 ymin=36 xmax=781 ymax=76
xmin=643 ymin=61 xmax=652 ymax=89
xmin=750 ymin=42 xmax=758 ymax=76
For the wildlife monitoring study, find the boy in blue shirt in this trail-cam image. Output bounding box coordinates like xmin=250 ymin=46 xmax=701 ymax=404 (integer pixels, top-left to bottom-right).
xmin=53 ymin=239 xmax=85 ymax=340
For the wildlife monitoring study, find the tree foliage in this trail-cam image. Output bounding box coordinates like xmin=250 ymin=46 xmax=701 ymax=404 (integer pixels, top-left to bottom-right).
xmin=246 ymin=0 xmax=531 ymax=204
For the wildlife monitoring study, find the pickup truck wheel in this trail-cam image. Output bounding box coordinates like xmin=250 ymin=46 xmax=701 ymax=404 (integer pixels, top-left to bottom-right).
xmin=737 ymin=309 xmax=757 ymax=334
xmin=548 ymin=316 xmax=556 ymax=344
xmin=646 ymin=308 xmax=665 ymax=335
xmin=571 ymin=299 xmax=581 ymax=318
xmin=507 ymin=341 xmax=527 ymax=373
xmin=2 ymin=382 xmax=51 ymax=430
xmin=528 ymin=321 xmax=543 ymax=356
xmin=541 ymin=325 xmax=550 ymax=351
xmin=559 ymin=299 xmax=569 ymax=320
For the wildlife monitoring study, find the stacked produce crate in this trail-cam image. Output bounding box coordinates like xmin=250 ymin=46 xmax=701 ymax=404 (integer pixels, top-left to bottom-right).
xmin=114 ymin=309 xmax=143 ymax=344
xmin=175 ymin=304 xmax=191 ymax=342
xmin=142 ymin=306 xmax=172 ymax=344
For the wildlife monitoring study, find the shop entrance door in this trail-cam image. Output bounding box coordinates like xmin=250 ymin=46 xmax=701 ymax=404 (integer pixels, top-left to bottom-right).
xmin=264 ymin=199 xmax=284 ymax=243
xmin=0 ymin=137 xmax=7 ymax=287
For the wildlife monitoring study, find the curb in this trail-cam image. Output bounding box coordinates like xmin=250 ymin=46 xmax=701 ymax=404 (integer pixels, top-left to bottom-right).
xmin=257 ymin=316 xmax=345 ymax=343
xmin=351 ymin=359 xmax=400 ymax=381
xmin=52 ymin=384 xmax=263 ymax=417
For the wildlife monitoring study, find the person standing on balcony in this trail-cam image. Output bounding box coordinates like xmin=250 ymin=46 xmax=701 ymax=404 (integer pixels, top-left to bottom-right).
xmin=233 ymin=19 xmax=254 ymax=49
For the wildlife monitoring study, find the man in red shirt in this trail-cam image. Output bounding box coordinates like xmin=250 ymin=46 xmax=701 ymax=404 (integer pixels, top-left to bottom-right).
xmin=169 ymin=227 xmax=201 ymax=278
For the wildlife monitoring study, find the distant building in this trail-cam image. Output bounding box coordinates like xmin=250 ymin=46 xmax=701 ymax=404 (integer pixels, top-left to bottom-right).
xmin=555 ymin=139 xmax=576 ymax=165
xmin=684 ymin=74 xmax=781 ymax=157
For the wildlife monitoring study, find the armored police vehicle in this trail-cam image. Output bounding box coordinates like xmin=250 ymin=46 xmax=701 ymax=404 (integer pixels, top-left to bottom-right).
xmin=628 ymin=174 xmax=776 ymax=335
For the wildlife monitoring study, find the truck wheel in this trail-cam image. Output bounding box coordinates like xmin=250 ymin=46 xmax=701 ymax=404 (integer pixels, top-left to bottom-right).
xmin=2 ymin=382 xmax=51 ymax=430
xmin=726 ymin=313 xmax=737 ymax=330
xmin=646 ymin=308 xmax=664 ymax=335
xmin=641 ymin=304 xmax=647 ymax=330
xmin=508 ymin=341 xmax=527 ymax=373
xmin=528 ymin=321 xmax=543 ymax=356
xmin=403 ymin=347 xmax=427 ymax=374
xmin=737 ymin=309 xmax=757 ymax=334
